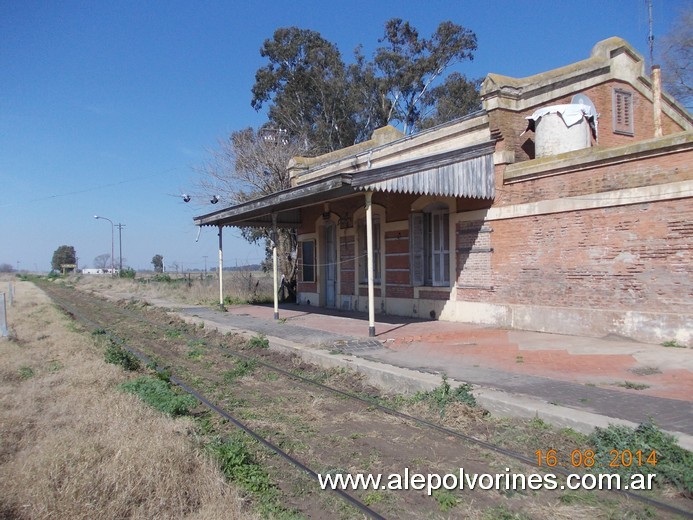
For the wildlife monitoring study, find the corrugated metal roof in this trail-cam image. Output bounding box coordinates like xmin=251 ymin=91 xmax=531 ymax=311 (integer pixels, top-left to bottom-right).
xmin=356 ymin=153 xmax=494 ymax=199
xmin=194 ymin=141 xmax=497 ymax=228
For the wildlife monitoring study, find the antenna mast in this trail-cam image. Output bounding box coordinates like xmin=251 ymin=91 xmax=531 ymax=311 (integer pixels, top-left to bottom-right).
xmin=647 ymin=0 xmax=655 ymax=66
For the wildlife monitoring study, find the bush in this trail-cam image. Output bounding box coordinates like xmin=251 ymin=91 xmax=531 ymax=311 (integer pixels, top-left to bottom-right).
xmin=152 ymin=273 xmax=172 ymax=283
xmin=119 ymin=376 xmax=197 ymax=416
xmin=119 ymin=267 xmax=136 ymax=279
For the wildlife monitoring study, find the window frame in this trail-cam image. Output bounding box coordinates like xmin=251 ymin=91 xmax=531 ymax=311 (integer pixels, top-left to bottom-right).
xmin=410 ymin=204 xmax=450 ymax=287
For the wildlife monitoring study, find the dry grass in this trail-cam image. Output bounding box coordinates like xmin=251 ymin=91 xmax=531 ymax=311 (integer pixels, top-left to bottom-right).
xmin=0 ymin=278 xmax=255 ymax=520
xmin=72 ymin=270 xmax=273 ymax=307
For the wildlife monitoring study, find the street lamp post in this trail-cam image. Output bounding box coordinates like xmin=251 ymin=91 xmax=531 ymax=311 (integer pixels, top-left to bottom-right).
xmin=94 ymin=215 xmax=115 ymax=276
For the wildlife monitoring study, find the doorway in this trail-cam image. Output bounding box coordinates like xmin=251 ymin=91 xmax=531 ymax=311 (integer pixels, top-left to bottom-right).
xmin=323 ymin=221 xmax=337 ymax=307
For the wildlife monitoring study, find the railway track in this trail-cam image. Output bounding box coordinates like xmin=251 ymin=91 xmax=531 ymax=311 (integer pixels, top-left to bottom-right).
xmin=39 ymin=280 xmax=692 ymax=519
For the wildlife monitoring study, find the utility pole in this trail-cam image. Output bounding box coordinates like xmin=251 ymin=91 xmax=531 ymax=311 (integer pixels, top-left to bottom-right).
xmin=116 ymin=223 xmax=126 ymax=271
xmin=203 ymin=255 xmax=208 ymax=275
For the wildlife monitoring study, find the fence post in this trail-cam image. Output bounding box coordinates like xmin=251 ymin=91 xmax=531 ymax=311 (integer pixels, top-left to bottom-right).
xmin=0 ymin=293 xmax=7 ymax=337
xmin=8 ymin=282 xmax=13 ymax=306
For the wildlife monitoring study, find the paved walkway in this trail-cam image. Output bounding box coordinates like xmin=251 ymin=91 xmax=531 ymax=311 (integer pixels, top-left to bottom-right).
xmin=172 ymin=301 xmax=693 ymax=446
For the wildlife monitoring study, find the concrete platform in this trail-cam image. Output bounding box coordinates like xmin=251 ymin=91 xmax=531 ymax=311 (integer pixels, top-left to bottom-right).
xmin=165 ymin=301 xmax=693 ymax=451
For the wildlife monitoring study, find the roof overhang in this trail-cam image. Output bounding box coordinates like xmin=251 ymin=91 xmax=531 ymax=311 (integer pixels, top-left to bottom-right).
xmin=194 ymin=141 xmax=496 ymax=229
xmin=194 ymin=173 xmax=355 ymax=228
xmin=353 ymin=141 xmax=495 ymax=199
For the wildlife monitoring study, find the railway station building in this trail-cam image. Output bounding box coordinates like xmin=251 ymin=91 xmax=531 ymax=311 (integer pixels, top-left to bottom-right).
xmin=195 ymin=37 xmax=693 ymax=345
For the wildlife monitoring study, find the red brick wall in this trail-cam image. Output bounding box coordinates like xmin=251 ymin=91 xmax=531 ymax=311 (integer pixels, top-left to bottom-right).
xmin=456 ymin=221 xmax=493 ymax=290
xmin=496 ymin=149 xmax=690 ymax=207
xmin=462 ymin=198 xmax=692 ymax=314
xmin=385 ymin=229 xmax=410 ymax=287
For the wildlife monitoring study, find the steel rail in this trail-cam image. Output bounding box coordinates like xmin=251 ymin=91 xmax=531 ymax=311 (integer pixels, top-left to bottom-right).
xmin=43 ymin=283 xmax=693 ymax=519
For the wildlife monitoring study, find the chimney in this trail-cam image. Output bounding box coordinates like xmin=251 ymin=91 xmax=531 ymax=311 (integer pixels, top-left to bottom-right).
xmin=652 ymin=65 xmax=663 ymax=137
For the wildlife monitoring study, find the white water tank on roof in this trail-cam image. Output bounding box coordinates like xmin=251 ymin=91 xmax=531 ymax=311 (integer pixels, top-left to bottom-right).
xmin=527 ymin=104 xmax=595 ymax=158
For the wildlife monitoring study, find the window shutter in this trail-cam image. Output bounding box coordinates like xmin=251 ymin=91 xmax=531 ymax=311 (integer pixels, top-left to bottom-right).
xmin=357 ymin=219 xmax=366 ymax=283
xmin=410 ymin=213 xmax=424 ymax=286
xmin=613 ymin=88 xmax=634 ymax=136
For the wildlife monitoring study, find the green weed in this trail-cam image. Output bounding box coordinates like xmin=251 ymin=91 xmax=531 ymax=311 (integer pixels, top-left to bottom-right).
xmin=18 ymin=366 xmax=35 ymax=379
xmin=411 ymin=375 xmax=477 ymax=417
xmin=46 ymin=360 xmax=63 ymax=372
xmin=104 ymin=342 xmax=141 ymax=371
xmin=245 ymin=334 xmax=269 ymax=349
xmin=661 ymin=340 xmax=686 ymax=348
xmin=203 ymin=433 xmax=302 ymax=520
xmin=363 ymin=491 xmax=384 ymax=506
xmin=119 ymin=376 xmax=197 ymax=416
xmin=223 ymin=359 xmax=258 ymax=383
xmin=432 ymin=489 xmax=459 ymax=512
xmin=165 ymin=328 xmax=182 ymax=339
xmin=588 ymin=419 xmax=692 ymax=493
xmin=223 ymin=295 xmax=245 ymax=306
xmin=187 ymin=340 xmax=206 ymax=359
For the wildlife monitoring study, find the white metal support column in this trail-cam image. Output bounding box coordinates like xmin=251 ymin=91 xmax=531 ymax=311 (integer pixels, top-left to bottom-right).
xmin=365 ymin=191 xmax=376 ymax=337
xmin=272 ymin=213 xmax=279 ymax=320
xmin=218 ymin=225 xmax=225 ymax=310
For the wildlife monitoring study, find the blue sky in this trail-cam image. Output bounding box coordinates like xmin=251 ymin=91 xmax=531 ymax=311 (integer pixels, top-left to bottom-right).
xmin=0 ymin=0 xmax=685 ymax=272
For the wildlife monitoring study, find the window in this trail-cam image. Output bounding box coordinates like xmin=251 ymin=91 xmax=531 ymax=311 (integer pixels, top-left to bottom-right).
xmin=358 ymin=216 xmax=381 ymax=283
xmin=301 ymin=240 xmax=315 ymax=282
xmin=613 ymin=88 xmax=634 ymax=136
xmin=410 ymin=205 xmax=450 ymax=286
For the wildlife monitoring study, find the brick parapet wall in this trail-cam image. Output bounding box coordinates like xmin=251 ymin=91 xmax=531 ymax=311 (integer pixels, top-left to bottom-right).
xmin=495 ymin=147 xmax=691 ymax=207
xmin=488 ymin=81 xmax=686 ymax=163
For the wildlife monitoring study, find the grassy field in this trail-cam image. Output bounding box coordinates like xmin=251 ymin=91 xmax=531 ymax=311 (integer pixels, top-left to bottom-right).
xmin=74 ymin=269 xmax=274 ymax=307
xmin=0 ymin=276 xmax=255 ymax=519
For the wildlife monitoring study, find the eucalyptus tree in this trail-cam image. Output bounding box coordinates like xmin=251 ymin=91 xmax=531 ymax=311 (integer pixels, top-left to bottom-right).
xmin=198 ymin=19 xmax=482 ymax=296
xmin=251 ymin=27 xmax=362 ymax=153
xmin=374 ymin=19 xmax=478 ymax=133
xmin=418 ymin=72 xmax=482 ymax=129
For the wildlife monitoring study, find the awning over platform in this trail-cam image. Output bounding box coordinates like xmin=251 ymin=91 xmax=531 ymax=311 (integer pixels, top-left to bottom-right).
xmin=352 ymin=142 xmax=495 ymax=199
xmin=194 ymin=140 xmax=496 ymax=228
